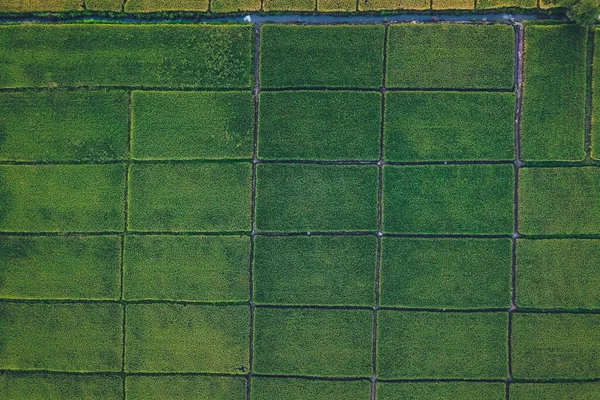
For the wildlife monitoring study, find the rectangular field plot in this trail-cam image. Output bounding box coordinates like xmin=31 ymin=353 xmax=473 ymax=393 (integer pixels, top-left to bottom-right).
xmin=263 ymin=0 xmax=316 ymax=10
xmin=593 ymin=28 xmax=600 ymax=160
xmin=260 ymin=24 xmax=384 ymax=88
xmin=0 ymin=0 xmax=82 ymax=11
xmin=0 ymin=303 xmax=123 ymax=371
xmin=377 ymin=382 xmax=506 ymax=400
xmin=386 ymin=24 xmax=514 ymax=89
xmin=0 ymin=235 xmax=120 ymax=300
xmin=358 ymin=0 xmax=429 ymax=10
xmin=86 ymin=0 xmax=123 ymax=11
xmin=477 ymin=0 xmax=536 ymax=7
xmin=126 ymin=375 xmax=246 ymax=400
xmin=318 ymin=0 xmax=358 ymax=11
xmin=253 ymin=235 xmax=377 ymax=306
xmin=511 ymin=382 xmax=600 ymax=399
xmin=0 ymin=91 xmax=129 ymax=162
xmin=124 ymin=235 xmax=250 ymax=301
xmin=384 ymin=91 xmax=515 ymax=161
xmin=521 ymin=25 xmax=587 ymax=161
xmin=381 ymin=238 xmax=512 ymax=309
xmin=0 ymin=24 xmax=253 ymax=88
xmin=518 ymin=167 xmax=600 ymax=235
xmin=128 ymin=162 xmax=251 ymax=232
xmin=0 ymin=373 xmax=123 ymax=400
xmin=517 ymin=239 xmax=600 ymax=309
xmin=512 ymin=313 xmax=600 ymax=379
xmin=131 ymin=91 xmax=254 ymax=160
xmin=382 ymin=164 xmax=514 ymax=234
xmin=124 ymin=0 xmax=209 ymax=12
xmin=211 ymin=0 xmax=261 ymax=12
xmin=125 ymin=304 xmax=249 ymax=373
xmin=253 ymin=308 xmax=373 ymax=377
xmin=0 ymin=165 xmax=126 ymax=232
xmin=377 ymin=311 xmax=508 ymax=379
xmin=258 ymin=91 xmax=381 ymax=161
xmin=255 ymin=164 xmax=378 ymax=232
xmin=252 ymin=377 xmax=372 ymax=400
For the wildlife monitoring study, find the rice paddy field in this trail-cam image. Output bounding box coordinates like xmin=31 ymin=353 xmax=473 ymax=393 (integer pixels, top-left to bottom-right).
xmin=0 ymin=17 xmax=600 ymax=400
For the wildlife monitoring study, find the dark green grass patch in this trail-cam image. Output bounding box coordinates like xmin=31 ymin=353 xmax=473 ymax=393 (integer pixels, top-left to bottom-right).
xmin=377 ymin=382 xmax=506 ymax=400
xmin=382 ymin=165 xmax=514 ymax=234
xmin=124 ymin=0 xmax=209 ymax=11
xmin=0 ymin=373 xmax=122 ymax=400
xmin=512 ymin=313 xmax=600 ymax=379
xmin=521 ymin=25 xmax=587 ymax=161
xmin=263 ymin=0 xmax=316 ymax=10
xmin=0 ymin=24 xmax=253 ymax=89
xmin=517 ymin=239 xmax=600 ymax=309
xmin=255 ymin=164 xmax=378 ymax=232
xmin=593 ymin=29 xmax=600 ymax=161
xmin=125 ymin=304 xmax=249 ymax=373
xmin=253 ymin=235 xmax=377 ymax=306
xmin=381 ymin=238 xmax=512 ymax=309
xmin=0 ymin=165 xmax=125 ymax=232
xmin=128 ymin=162 xmax=251 ymax=232
xmin=124 ymin=235 xmax=249 ymax=302
xmin=253 ymin=308 xmax=372 ymax=377
xmin=260 ymin=24 xmax=384 ymax=88
xmin=386 ymin=24 xmax=514 ymax=89
xmin=258 ymin=91 xmax=381 ymax=161
xmin=211 ymin=0 xmax=261 ymax=12
xmin=132 ymin=91 xmax=254 ymax=160
xmin=0 ymin=235 xmax=120 ymax=300
xmin=252 ymin=377 xmax=371 ymax=400
xmin=511 ymin=382 xmax=600 ymax=399
xmin=0 ymin=303 xmax=122 ymax=371
xmin=384 ymin=91 xmax=515 ymax=162
xmin=377 ymin=311 xmax=508 ymax=379
xmin=126 ymin=375 xmax=246 ymax=400
xmin=0 ymin=91 xmax=128 ymax=162
xmin=518 ymin=167 xmax=600 ymax=235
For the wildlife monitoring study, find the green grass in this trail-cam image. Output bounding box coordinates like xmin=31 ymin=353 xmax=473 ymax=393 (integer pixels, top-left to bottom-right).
xmin=258 ymin=91 xmax=381 ymax=160
xmin=377 ymin=311 xmax=508 ymax=379
xmin=211 ymin=0 xmax=261 ymax=12
xmin=381 ymin=238 xmax=512 ymax=309
xmin=128 ymin=163 xmax=251 ymax=232
xmin=0 ymin=235 xmax=120 ymax=300
xmin=255 ymin=164 xmax=378 ymax=232
xmin=132 ymin=91 xmax=253 ymax=160
xmin=124 ymin=235 xmax=249 ymax=301
xmin=263 ymin=0 xmax=316 ymax=11
xmin=86 ymin=0 xmax=123 ymax=11
xmin=124 ymin=0 xmax=208 ymax=12
xmin=358 ymin=0 xmax=429 ymax=10
xmin=126 ymin=375 xmax=246 ymax=400
xmin=0 ymin=303 xmax=122 ymax=371
xmin=512 ymin=313 xmax=600 ymax=379
xmin=431 ymin=0 xmax=474 ymax=9
xmin=0 ymin=373 xmax=122 ymax=400
xmin=0 ymin=0 xmax=81 ymax=11
xmin=517 ymin=239 xmax=600 ymax=309
xmin=0 ymin=24 xmax=253 ymax=88
xmin=477 ymin=0 xmax=536 ymax=8
xmin=253 ymin=308 xmax=372 ymax=376
xmin=386 ymin=24 xmax=514 ymax=89
xmin=377 ymin=382 xmax=506 ymax=400
xmin=260 ymin=24 xmax=384 ymax=88
xmin=511 ymin=383 xmax=600 ymax=399
xmin=318 ymin=0 xmax=357 ymax=11
xmin=384 ymin=92 xmax=515 ymax=161
xmin=382 ymin=165 xmax=514 ymax=234
xmin=0 ymin=91 xmax=129 ymax=162
xmin=521 ymin=25 xmax=587 ymax=161
xmin=518 ymin=167 xmax=600 ymax=235
xmin=253 ymin=235 xmax=377 ymax=306
xmin=252 ymin=377 xmax=371 ymax=400
xmin=0 ymin=165 xmax=125 ymax=232
xmin=592 ymin=29 xmax=600 ymax=161
xmin=125 ymin=304 xmax=249 ymax=373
